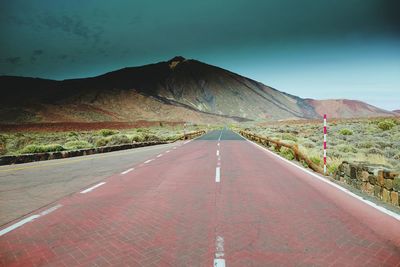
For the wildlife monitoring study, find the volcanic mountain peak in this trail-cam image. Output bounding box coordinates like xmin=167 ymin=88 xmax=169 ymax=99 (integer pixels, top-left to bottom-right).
xmin=168 ymin=56 xmax=186 ymax=69
xmin=0 ymin=57 xmax=395 ymax=124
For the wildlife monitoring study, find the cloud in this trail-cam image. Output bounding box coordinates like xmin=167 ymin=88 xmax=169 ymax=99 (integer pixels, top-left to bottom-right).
xmin=32 ymin=13 xmax=104 ymax=45
xmin=33 ymin=49 xmax=43 ymax=56
xmin=5 ymin=57 xmax=21 ymax=65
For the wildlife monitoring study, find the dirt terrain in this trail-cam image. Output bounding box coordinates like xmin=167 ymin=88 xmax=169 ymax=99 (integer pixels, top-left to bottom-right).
xmin=0 ymin=121 xmax=184 ymax=132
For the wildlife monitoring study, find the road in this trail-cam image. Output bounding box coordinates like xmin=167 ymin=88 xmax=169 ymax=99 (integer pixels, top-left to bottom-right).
xmin=1 ymin=129 xmax=400 ymax=266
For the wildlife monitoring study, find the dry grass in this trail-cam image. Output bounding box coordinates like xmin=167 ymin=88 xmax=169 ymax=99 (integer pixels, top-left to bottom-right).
xmin=237 ymin=117 xmax=400 ymax=173
xmin=0 ymin=124 xmax=208 ymax=156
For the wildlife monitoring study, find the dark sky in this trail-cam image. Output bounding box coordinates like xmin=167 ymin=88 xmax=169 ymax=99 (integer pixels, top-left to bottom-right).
xmin=1 ymin=0 xmax=399 ymax=109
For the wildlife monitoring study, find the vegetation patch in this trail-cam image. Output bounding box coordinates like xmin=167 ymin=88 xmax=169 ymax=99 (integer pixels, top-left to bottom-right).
xmin=241 ymin=117 xmax=400 ymax=172
xmin=21 ymin=144 xmax=65 ymax=154
xmin=378 ymin=120 xmax=396 ymax=131
xmin=339 ymin=128 xmax=353 ymax=135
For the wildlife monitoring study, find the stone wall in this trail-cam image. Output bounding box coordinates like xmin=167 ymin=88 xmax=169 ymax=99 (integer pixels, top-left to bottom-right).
xmin=334 ymin=161 xmax=400 ymax=207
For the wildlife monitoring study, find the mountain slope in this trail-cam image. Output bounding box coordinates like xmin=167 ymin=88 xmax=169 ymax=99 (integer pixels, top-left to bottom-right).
xmin=0 ymin=56 xmax=395 ymax=124
xmin=306 ymin=99 xmax=395 ymax=118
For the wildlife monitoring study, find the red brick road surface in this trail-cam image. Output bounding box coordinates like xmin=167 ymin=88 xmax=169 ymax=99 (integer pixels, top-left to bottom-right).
xmin=1 ymin=129 xmax=399 ymax=266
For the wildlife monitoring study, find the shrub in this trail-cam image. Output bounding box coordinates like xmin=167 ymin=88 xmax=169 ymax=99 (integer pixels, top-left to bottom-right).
xmin=279 ymin=147 xmax=295 ymax=160
xmin=98 ymin=129 xmax=118 ymax=137
xmin=143 ymin=134 xmax=160 ymax=141
xmin=64 ymin=140 xmax=92 ymax=150
xmin=108 ymin=134 xmax=130 ymax=145
xmin=337 ymin=144 xmax=357 ymax=153
xmin=339 ymin=129 xmax=353 ymax=135
xmin=67 ymin=131 xmax=79 ymax=138
xmin=383 ymin=148 xmax=397 ymax=158
xmin=302 ymin=141 xmax=315 ymax=148
xmin=95 ymin=137 xmax=109 ymax=147
xmin=129 ymin=134 xmax=145 ymax=142
xmin=310 ymin=156 xmax=321 ymax=166
xmin=282 ymin=133 xmax=297 ymax=142
xmin=378 ymin=120 xmax=395 ymax=131
xmin=368 ymin=148 xmax=383 ymax=155
xmin=0 ymin=134 xmax=6 ymax=155
xmin=355 ymin=141 xmax=373 ymax=149
xmin=21 ymin=144 xmax=64 ymax=154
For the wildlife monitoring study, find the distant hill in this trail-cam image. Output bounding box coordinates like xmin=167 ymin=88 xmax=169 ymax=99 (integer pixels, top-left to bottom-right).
xmin=393 ymin=110 xmax=400 ymax=115
xmin=305 ymin=99 xmax=396 ymax=119
xmin=0 ymin=56 xmax=395 ymax=124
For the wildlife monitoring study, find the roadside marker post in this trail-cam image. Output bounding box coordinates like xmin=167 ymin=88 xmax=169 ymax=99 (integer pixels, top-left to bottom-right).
xmin=323 ymin=114 xmax=327 ymax=175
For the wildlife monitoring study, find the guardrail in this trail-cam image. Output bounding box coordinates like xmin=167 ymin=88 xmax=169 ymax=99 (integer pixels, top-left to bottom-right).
xmin=239 ymin=130 xmax=324 ymax=175
xmin=180 ymin=130 xmax=206 ymax=140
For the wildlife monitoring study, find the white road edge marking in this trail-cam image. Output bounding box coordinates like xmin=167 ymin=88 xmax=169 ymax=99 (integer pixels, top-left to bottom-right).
xmin=218 ymin=130 xmax=223 ymax=141
xmin=216 ymin=150 xmax=220 ymax=156
xmin=184 ymin=140 xmax=191 ymax=144
xmin=144 ymin=159 xmax=154 ymax=164
xmin=166 ymin=150 xmax=171 ymax=153
xmin=244 ymin=137 xmax=400 ymax=221
xmin=0 ymin=204 xmax=62 ymax=237
xmin=215 ymin=167 xmax=221 ymax=183
xmin=156 ymin=154 xmax=163 ymax=158
xmin=80 ymin=182 xmax=106 ymax=194
xmin=121 ymin=168 xmax=134 ymax=175
xmin=214 ymin=236 xmax=226 ymax=267
xmin=173 ymin=147 xmax=177 ymax=149
xmin=214 ymin=259 xmax=226 ymax=267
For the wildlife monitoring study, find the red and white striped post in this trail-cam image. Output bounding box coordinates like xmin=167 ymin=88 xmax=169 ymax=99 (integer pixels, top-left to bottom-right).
xmin=323 ymin=114 xmax=327 ymax=175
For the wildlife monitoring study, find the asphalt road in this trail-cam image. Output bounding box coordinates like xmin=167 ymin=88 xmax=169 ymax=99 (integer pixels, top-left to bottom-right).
xmin=0 ymin=142 xmax=180 ymax=226
xmin=1 ymin=129 xmax=400 ymax=266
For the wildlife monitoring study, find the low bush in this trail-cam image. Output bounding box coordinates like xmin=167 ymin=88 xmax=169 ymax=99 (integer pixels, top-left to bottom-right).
xmin=310 ymin=156 xmax=321 ymax=165
xmin=98 ymin=129 xmax=118 ymax=137
xmin=281 ymin=133 xmax=297 ymax=142
xmin=279 ymin=147 xmax=295 ymax=160
xmin=128 ymin=134 xmax=145 ymax=142
xmin=95 ymin=137 xmax=109 ymax=147
xmin=108 ymin=134 xmax=130 ymax=145
xmin=143 ymin=134 xmax=160 ymax=141
xmin=302 ymin=141 xmax=315 ymax=149
xmin=64 ymin=140 xmax=92 ymax=150
xmin=355 ymin=141 xmax=373 ymax=149
xmin=378 ymin=120 xmax=395 ymax=131
xmin=0 ymin=134 xmax=6 ymax=155
xmin=368 ymin=148 xmax=383 ymax=155
xmin=337 ymin=144 xmax=357 ymax=153
xmin=67 ymin=131 xmax=79 ymax=138
xmin=339 ymin=128 xmax=353 ymax=135
xmin=21 ymin=144 xmax=64 ymax=154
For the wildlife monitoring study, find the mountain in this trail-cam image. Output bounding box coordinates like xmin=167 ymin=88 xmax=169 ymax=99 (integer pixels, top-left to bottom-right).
xmin=306 ymin=99 xmax=396 ymax=119
xmin=0 ymin=56 xmax=395 ymax=124
xmin=393 ymin=110 xmax=400 ymax=115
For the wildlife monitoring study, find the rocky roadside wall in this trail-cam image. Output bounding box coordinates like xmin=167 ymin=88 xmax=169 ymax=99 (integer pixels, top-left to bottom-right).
xmin=0 ymin=130 xmax=207 ymax=166
xmin=334 ymin=161 xmax=400 ymax=207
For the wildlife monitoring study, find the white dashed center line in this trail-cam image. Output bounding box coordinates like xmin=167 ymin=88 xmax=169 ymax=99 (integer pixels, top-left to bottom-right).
xmin=166 ymin=150 xmax=171 ymax=153
xmin=215 ymin=167 xmax=221 ymax=183
xmin=214 ymin=236 xmax=226 ymax=266
xmin=216 ymin=150 xmax=219 ymax=156
xmin=156 ymin=154 xmax=163 ymax=158
xmin=121 ymin=168 xmax=134 ymax=175
xmin=80 ymin=182 xmax=106 ymax=194
xmin=144 ymin=159 xmax=154 ymax=164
